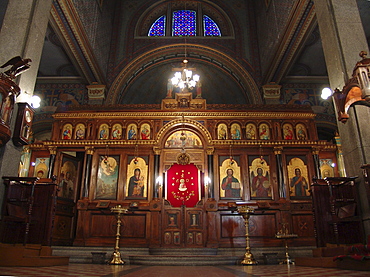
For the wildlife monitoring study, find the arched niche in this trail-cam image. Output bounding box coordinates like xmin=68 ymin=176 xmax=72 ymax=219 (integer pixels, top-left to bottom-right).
xmin=155 ymin=118 xmax=212 ymax=172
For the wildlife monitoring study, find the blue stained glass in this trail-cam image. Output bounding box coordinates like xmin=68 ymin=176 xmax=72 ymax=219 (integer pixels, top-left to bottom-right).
xmin=172 ymin=10 xmax=196 ymax=36
xmin=148 ymin=15 xmax=166 ymax=36
xmin=203 ymin=15 xmax=221 ymax=36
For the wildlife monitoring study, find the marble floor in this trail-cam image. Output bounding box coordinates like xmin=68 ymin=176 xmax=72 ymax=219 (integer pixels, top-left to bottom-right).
xmin=0 ymin=264 xmax=369 ymax=277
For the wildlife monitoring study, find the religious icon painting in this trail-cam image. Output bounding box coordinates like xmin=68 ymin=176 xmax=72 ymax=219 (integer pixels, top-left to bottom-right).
xmin=189 ymin=212 xmax=200 ymax=228
xmin=18 ymin=148 xmax=31 ymax=177
xmin=230 ymin=123 xmax=241 ymax=140
xmin=98 ymin=123 xmax=109 ymax=140
xmin=164 ymin=232 xmax=171 ymax=245
xmin=34 ymin=157 xmax=50 ymax=178
xmin=58 ymin=154 xmax=80 ymax=200
xmin=74 ymin=123 xmax=85 ymax=140
xmin=111 ymin=123 xmax=122 ymax=140
xmin=126 ymin=156 xmax=148 ymax=199
xmin=219 ymin=156 xmax=242 ymax=199
xmin=187 ymin=233 xmax=194 ymax=244
xmin=164 ymin=130 xmax=202 ymax=148
xmin=196 ymin=232 xmax=202 ymax=245
xmin=95 ymin=155 xmax=119 ymax=200
xmin=62 ymin=123 xmax=73 ymax=140
xmin=246 ymin=123 xmax=257 ymax=140
xmin=168 ymin=213 xmax=178 ymax=228
xmin=258 ymin=123 xmax=270 ymax=140
xmin=140 ymin=123 xmax=150 ymax=140
xmin=296 ymin=123 xmax=307 ymax=140
xmin=287 ymin=156 xmax=310 ymax=198
xmin=173 ymin=232 xmax=181 ymax=245
xmin=217 ymin=123 xmax=228 ymax=140
xmin=249 ymin=156 xmax=272 ymax=199
xmin=283 ymin=123 xmax=294 ymax=140
xmin=320 ymin=159 xmax=335 ymax=178
xmin=127 ymin=123 xmax=137 ymax=140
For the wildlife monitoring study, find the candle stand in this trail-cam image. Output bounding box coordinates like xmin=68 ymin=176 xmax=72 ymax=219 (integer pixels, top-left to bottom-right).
xmin=237 ymin=206 xmax=258 ymax=265
xmin=109 ymin=204 xmax=128 ymax=265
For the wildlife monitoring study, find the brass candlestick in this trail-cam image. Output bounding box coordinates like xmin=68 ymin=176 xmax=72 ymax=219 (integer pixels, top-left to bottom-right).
xmin=237 ymin=206 xmax=258 ymax=265
xmin=109 ymin=204 xmax=128 ymax=265
xmin=275 ymin=223 xmax=298 ymax=265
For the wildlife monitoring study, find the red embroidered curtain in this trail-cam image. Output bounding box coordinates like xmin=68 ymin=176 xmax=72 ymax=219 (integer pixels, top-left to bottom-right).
xmin=165 ymin=163 xmax=200 ymax=207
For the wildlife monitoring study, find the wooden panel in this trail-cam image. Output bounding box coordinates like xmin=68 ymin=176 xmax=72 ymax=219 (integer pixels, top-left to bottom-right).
xmin=121 ymin=214 xmax=146 ymax=238
xmin=90 ymin=214 xmax=116 ymax=237
xmin=220 ymin=214 xmax=244 ymax=238
xmin=291 ymin=214 xmax=314 ymax=237
xmin=250 ymin=214 xmax=276 ymax=237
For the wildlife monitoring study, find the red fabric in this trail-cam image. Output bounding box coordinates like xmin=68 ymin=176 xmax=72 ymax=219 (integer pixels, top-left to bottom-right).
xmin=333 ymin=244 xmax=370 ymax=261
xmin=166 ymin=163 xmax=200 ymax=207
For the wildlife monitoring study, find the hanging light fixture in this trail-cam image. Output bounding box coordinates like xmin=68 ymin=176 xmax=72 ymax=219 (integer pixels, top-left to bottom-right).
xmin=134 ymin=143 xmax=139 ymax=164
xmin=171 ymin=37 xmax=200 ymax=92
xmin=104 ymin=144 xmax=109 ymax=164
xmin=259 ymin=145 xmax=265 ymax=165
xmin=229 ymin=144 xmax=234 ymax=165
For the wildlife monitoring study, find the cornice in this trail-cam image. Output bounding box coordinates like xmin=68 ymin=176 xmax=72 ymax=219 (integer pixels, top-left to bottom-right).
xmin=52 ymin=111 xmax=316 ymax=119
xmin=51 ymin=0 xmax=105 ymax=83
xmin=32 ymin=139 xmax=333 ymax=149
xmin=264 ymin=0 xmax=316 ymax=84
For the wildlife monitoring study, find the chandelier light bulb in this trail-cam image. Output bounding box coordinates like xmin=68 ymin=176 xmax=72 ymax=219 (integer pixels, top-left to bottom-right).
xmin=185 ymin=69 xmax=192 ymax=78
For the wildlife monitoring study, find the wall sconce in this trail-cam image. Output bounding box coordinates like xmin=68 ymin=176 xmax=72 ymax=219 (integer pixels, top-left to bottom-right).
xmin=332 ymin=51 xmax=370 ymax=123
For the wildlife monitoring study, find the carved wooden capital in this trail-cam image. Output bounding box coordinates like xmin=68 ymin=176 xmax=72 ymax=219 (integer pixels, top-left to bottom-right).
xmin=48 ymin=146 xmax=57 ymax=155
xmin=153 ymin=146 xmax=161 ymax=155
xmin=273 ymin=146 xmax=283 ymax=155
xmin=206 ymin=147 xmax=215 ymax=155
xmin=85 ymin=146 xmax=95 ymax=155
xmin=312 ymin=146 xmax=321 ymax=155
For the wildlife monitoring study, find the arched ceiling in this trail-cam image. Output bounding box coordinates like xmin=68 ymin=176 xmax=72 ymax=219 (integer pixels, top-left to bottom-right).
xmin=120 ymin=60 xmax=248 ymax=104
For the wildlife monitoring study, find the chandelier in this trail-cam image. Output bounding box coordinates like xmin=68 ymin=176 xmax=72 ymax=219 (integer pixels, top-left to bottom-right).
xmin=171 ymin=37 xmax=200 ymax=92
xmin=171 ymin=59 xmax=200 ymax=92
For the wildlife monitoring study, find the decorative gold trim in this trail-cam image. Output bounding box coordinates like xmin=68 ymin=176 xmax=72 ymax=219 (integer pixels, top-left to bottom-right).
xmin=177 ymin=152 xmax=190 ymax=165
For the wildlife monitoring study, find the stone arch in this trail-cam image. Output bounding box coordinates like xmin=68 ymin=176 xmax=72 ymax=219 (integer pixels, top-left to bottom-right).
xmin=106 ymin=44 xmax=262 ymax=105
